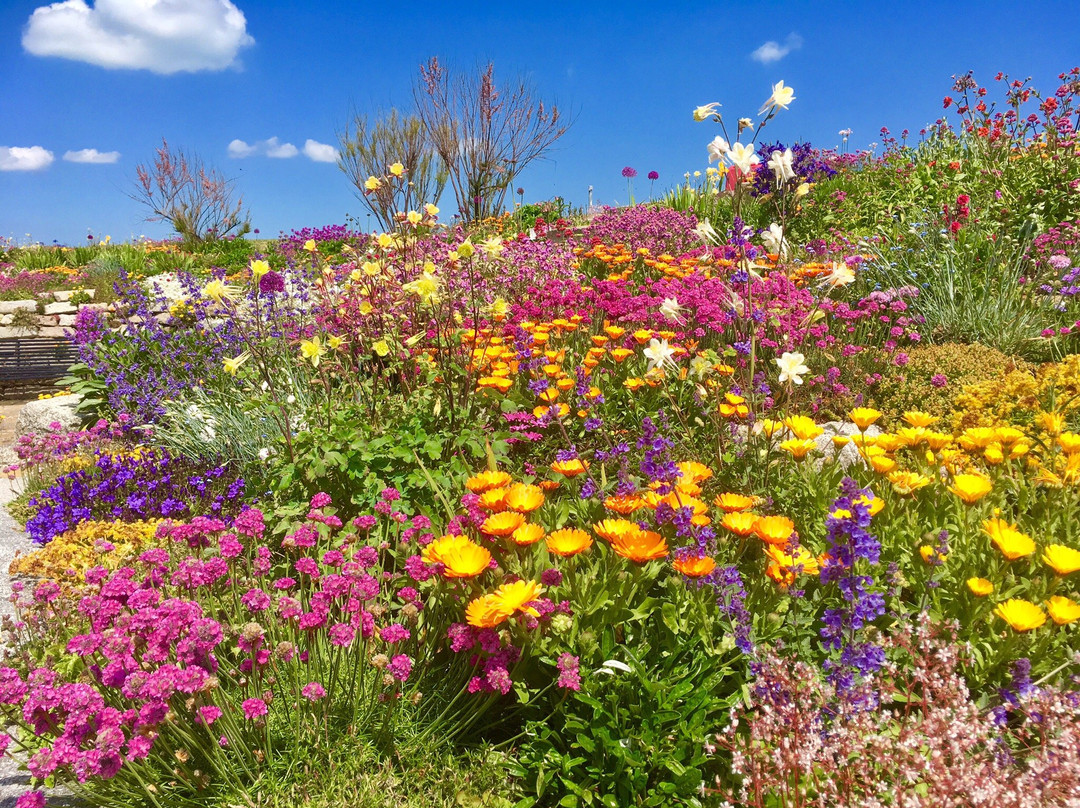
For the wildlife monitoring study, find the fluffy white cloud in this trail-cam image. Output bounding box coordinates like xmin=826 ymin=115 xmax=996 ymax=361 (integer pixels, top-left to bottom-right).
xmin=750 ymin=33 xmax=803 ymax=65
xmin=22 ymin=0 xmax=254 ymax=75
xmin=63 ymin=148 xmax=120 ymax=163
xmin=303 ymin=139 xmax=338 ymax=163
xmin=264 ymin=137 xmax=298 ymax=159
xmin=227 ymin=138 xmax=257 ymax=158
xmin=0 ymin=146 xmax=54 ymax=171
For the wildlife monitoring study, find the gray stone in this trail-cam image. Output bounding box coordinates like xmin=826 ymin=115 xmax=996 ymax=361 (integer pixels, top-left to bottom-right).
xmin=813 ymin=421 xmax=883 ymax=470
xmin=38 ymin=326 xmax=68 ymax=337
xmin=52 ymin=289 xmax=94 ymax=302
xmin=14 ymin=394 xmax=83 ymax=437
xmin=35 ymin=315 xmax=58 ymax=327
xmin=0 ymin=300 xmax=36 ymax=315
xmin=57 ymin=314 xmax=78 ymax=327
xmin=43 ymin=301 xmax=76 ymax=316
xmin=0 ymin=315 xmax=10 ymax=326
xmin=0 ymin=326 xmax=36 ymax=338
xmin=79 ymin=302 xmax=111 ymax=312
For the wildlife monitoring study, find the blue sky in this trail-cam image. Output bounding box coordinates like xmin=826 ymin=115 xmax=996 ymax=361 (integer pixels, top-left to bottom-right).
xmin=1 ymin=0 xmax=1078 ymax=245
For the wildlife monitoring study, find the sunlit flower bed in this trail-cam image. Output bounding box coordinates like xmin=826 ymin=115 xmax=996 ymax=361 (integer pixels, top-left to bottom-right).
xmin=4 ymin=68 xmax=1080 ymax=807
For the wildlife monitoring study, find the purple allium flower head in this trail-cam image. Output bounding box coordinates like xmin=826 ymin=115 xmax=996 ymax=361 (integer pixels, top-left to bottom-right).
xmin=622 ymin=166 xmax=638 ymax=179
xmin=648 ymin=170 xmax=659 ymax=180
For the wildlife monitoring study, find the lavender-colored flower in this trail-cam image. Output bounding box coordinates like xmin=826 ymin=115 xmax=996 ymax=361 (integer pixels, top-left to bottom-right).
xmin=621 ymin=166 xmax=638 ymax=179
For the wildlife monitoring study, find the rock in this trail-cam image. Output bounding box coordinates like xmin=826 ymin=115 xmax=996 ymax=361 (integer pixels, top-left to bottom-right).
xmin=0 ymin=300 xmax=36 ymax=315
xmin=0 ymin=315 xmax=10 ymax=326
xmin=35 ymin=314 xmax=58 ymax=327
xmin=57 ymin=314 xmax=78 ymax=327
xmin=52 ymin=289 xmax=94 ymax=302
xmin=813 ymin=421 xmax=882 ymax=470
xmin=15 ymin=394 xmax=83 ymax=438
xmin=43 ymin=301 xmax=76 ymax=316
xmin=37 ymin=326 xmax=69 ymax=337
xmin=79 ymin=303 xmax=111 ymax=312
xmin=0 ymin=326 xmax=37 ymax=338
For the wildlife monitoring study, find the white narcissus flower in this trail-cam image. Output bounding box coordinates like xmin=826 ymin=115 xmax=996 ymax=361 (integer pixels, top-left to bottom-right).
xmin=693 ymin=103 xmax=720 ymax=121
xmin=759 ymin=80 xmax=796 ymax=115
xmin=643 ymin=338 xmax=676 ymax=371
xmin=767 ymin=148 xmax=796 ymax=185
xmin=695 ymin=219 xmax=720 ymax=245
xmin=761 ymin=223 xmax=789 ymax=258
xmin=726 ymin=142 xmax=760 ymax=174
xmin=659 ymin=297 xmax=684 ymax=323
xmin=775 ymin=351 xmax=809 ymax=385
xmin=707 ymin=135 xmax=730 ymax=163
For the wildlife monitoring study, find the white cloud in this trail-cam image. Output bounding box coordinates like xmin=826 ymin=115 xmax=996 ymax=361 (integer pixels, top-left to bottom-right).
xmin=0 ymin=146 xmax=54 ymax=171
xmin=228 ymin=138 xmax=257 ymax=158
xmin=63 ymin=148 xmax=120 ymax=164
xmin=303 ymin=139 xmax=338 ymax=163
xmin=750 ymin=33 xmax=803 ymax=65
xmin=263 ymin=137 xmax=298 ymax=159
xmin=22 ymin=0 xmax=254 ymax=75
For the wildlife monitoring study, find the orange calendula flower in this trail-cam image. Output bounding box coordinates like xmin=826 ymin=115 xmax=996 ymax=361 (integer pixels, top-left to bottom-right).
xmin=465 ymin=470 xmax=513 ymax=493
xmin=422 ymin=535 xmax=492 ymax=578
xmin=477 ymin=488 xmax=508 ymax=512
xmin=539 ymin=479 xmax=561 ymax=491
xmin=604 ymin=494 xmax=644 ymax=514
xmin=477 ymin=376 xmax=513 ymax=393
xmin=490 ymin=580 xmax=544 ymax=618
xmin=721 ymin=512 xmax=759 ymax=536
xmin=673 ymin=554 xmax=717 ymax=577
xmin=714 ymin=493 xmax=755 ymax=513
xmin=994 ymin=599 xmax=1047 ymax=632
xmin=983 ymin=518 xmax=1036 ymax=560
xmin=551 ymin=458 xmax=589 ymax=477
xmin=967 ymin=577 xmax=994 ymax=596
xmin=1046 ymin=595 xmax=1080 ymax=625
xmin=677 ymin=460 xmax=713 ymax=484
xmin=719 ymin=393 xmax=749 ymax=418
xmin=503 ymin=483 xmax=545 ymax=513
xmin=481 ymin=511 xmax=525 ymax=537
xmin=608 ymin=528 xmax=669 ymax=562
xmin=888 ymin=471 xmax=932 ymax=495
xmin=1057 ymin=433 xmax=1080 ymax=454
xmin=949 ymin=473 xmax=993 ymax=504
xmin=1042 ymin=544 xmax=1080 ymax=576
xmin=779 ymin=438 xmax=818 ymax=459
xmin=784 ymin=415 xmax=824 ymax=440
xmin=546 ymin=528 xmax=593 ymax=556
xmin=919 ymin=545 xmax=946 ymax=564
xmin=593 ymin=518 xmax=640 ymax=543
xmin=764 ymin=544 xmax=820 ymax=584
xmin=511 ymin=523 xmax=545 ymax=546
xmin=623 ymin=377 xmax=645 ymax=390
xmin=853 ymin=494 xmax=884 ymax=517
xmin=753 ymin=515 xmax=796 ymax=546
xmin=466 ymin=593 xmax=511 ymax=628
xmin=632 ymin=329 xmax=654 ymax=345
xmin=902 ymin=411 xmax=940 ymax=428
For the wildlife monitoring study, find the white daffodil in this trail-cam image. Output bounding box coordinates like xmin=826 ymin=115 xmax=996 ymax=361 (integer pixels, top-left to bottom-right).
xmin=726 ymin=142 xmax=760 ymax=174
xmin=827 ymin=262 xmax=856 ymax=287
xmin=693 ymin=102 xmax=721 ymax=122
xmin=695 ymin=219 xmax=720 ymax=245
xmin=643 ymin=338 xmax=676 ymax=371
xmin=707 ymin=135 xmax=730 ymax=163
xmin=761 ymin=223 xmax=789 ymax=258
xmin=767 ymin=148 xmax=796 ymax=186
xmin=775 ymin=351 xmax=809 ymax=385
xmin=759 ymin=80 xmax=796 ymax=115
xmin=659 ymin=297 xmax=685 ymax=323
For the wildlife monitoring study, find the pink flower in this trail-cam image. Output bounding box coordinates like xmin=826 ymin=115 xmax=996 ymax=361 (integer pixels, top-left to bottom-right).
xmin=387 ymin=654 xmax=413 ymax=682
xmin=199 ymin=705 xmax=223 ymax=725
xmin=242 ymin=698 xmax=268 ymax=720
xmin=15 ymin=790 xmax=45 ymax=808
xmin=301 ymin=682 xmax=327 ymax=701
xmin=380 ymin=623 xmax=410 ymax=644
xmin=241 ymin=588 xmax=271 ymax=612
xmin=310 ymin=492 xmax=332 ymax=508
xmin=329 ymin=623 xmax=355 ymax=647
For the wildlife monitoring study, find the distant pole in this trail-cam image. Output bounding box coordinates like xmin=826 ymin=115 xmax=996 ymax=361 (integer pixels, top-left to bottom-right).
xmin=588 ymin=185 xmax=593 ymax=210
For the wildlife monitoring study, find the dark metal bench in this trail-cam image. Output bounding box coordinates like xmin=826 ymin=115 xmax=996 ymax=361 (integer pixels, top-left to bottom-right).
xmin=0 ymin=338 xmax=79 ymax=398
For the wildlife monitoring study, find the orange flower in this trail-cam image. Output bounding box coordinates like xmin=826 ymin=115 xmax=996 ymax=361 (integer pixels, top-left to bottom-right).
xmin=593 ymin=518 xmax=640 ymax=543
xmin=477 ymin=376 xmax=513 ymax=393
xmin=490 ymin=580 xmax=544 ymax=618
xmin=604 ymin=494 xmax=644 ymax=514
xmin=714 ymin=493 xmax=755 ymax=513
xmin=611 ymin=348 xmax=635 ymax=362
xmin=551 ymin=458 xmax=589 ymax=477
xmin=608 ymin=528 xmax=669 ymax=562
xmin=422 ymin=534 xmax=492 ymax=578
xmin=465 ymin=470 xmax=513 ymax=493
xmin=677 ymin=460 xmax=713 ymax=484
xmin=510 ymin=523 xmax=545 ymax=546
xmin=477 ymin=487 xmax=508 ymax=512
xmin=673 ymin=555 xmax=717 ymax=577
xmin=721 ymin=512 xmax=759 ymax=536
xmin=623 ymin=377 xmax=645 ymax=390
xmin=546 ymin=528 xmax=593 ymax=556
xmin=481 ymin=511 xmax=525 ymax=537
xmin=753 ymin=515 xmax=796 ymax=546
xmin=504 ymin=483 xmax=545 ymax=513
xmin=465 ymin=593 xmax=510 ymax=628
xmin=764 ymin=544 xmax=820 ymax=586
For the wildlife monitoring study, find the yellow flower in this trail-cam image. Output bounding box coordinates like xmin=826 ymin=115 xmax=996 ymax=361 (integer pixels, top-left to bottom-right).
xmin=1035 ymin=410 xmax=1066 ymax=436
xmin=779 ymin=438 xmax=818 ymax=459
xmin=490 ymin=580 xmax=544 ymax=617
xmin=721 ymin=512 xmax=759 ymax=537
xmin=424 ymin=203 xmax=439 ymax=216
xmin=376 ymin=233 xmax=394 ymax=248
xmin=481 ymin=511 xmax=525 ymax=537
xmin=753 ymin=515 xmax=796 ymax=546
xmin=888 ymin=471 xmax=932 ymax=495
xmin=919 ymin=545 xmax=946 ymax=564
xmin=362 ymin=260 xmax=381 ymax=276
xmin=249 ymin=259 xmax=270 ymax=279
xmin=593 ymin=518 xmax=641 ymax=544
xmin=503 ymin=483 xmax=545 ymax=513
xmin=457 ymin=239 xmax=475 ymax=258
xmin=327 ymin=335 xmax=345 ymax=350
xmin=300 ymin=336 xmax=328 ymax=367
xmin=389 ymin=162 xmax=405 ymax=177
xmin=1058 ymin=433 xmax=1080 ymax=454
xmin=966 ymin=577 xmax=994 ymax=596
xmin=784 ymin=415 xmax=823 ymax=440
xmin=854 ymin=494 xmax=884 ymax=517
xmin=848 ymin=407 xmax=882 ymax=430
xmin=372 ymin=340 xmax=390 ymax=358
xmin=402 ymin=271 xmax=441 ymax=304
xmin=201 ymin=279 xmax=239 ymax=304
xmin=465 ymin=470 xmax=513 ymax=493
xmin=303 ymin=239 xmax=318 ymax=252
xmin=948 ymin=473 xmax=993 ymax=504
xmin=406 ymin=210 xmax=423 ymax=225
xmin=1045 ymin=595 xmax=1080 ymax=625
xmin=714 ymin=493 xmax=755 ymax=513
xmin=422 ymin=534 xmax=491 ymax=578
xmin=764 ymin=544 xmax=820 ymax=579
xmin=364 ymin=176 xmax=382 ymax=191
xmin=465 ymin=593 xmax=510 ymax=628
xmin=222 ymin=352 xmax=250 ymax=375
xmin=902 ymin=411 xmax=940 ymax=428
xmin=983 ymin=518 xmax=1036 ymax=560
xmin=994 ymin=599 xmax=1047 ymax=631
xmin=550 ymin=458 xmax=588 ymax=477
xmin=546 ymin=528 xmax=593 ymax=557
xmin=510 ymin=523 xmax=545 ymax=546
xmin=1042 ymin=544 xmax=1080 ymax=576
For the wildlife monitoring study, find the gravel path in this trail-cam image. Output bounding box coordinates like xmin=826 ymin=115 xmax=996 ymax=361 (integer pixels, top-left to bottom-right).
xmin=0 ymin=413 xmax=83 ymax=807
